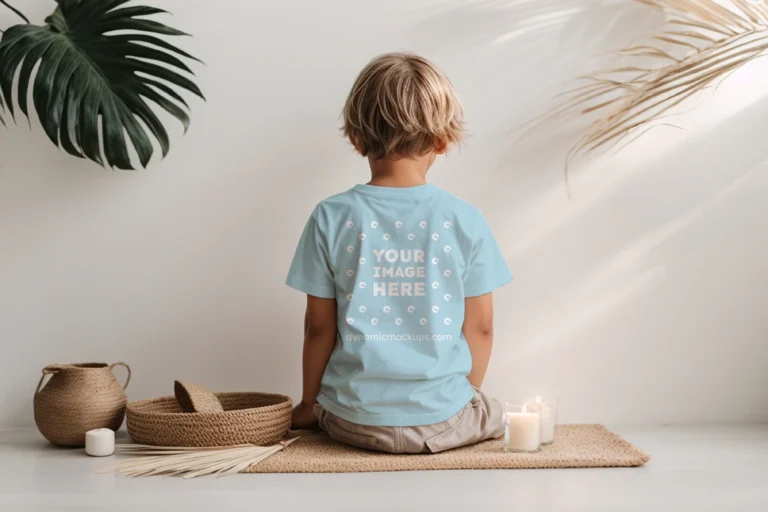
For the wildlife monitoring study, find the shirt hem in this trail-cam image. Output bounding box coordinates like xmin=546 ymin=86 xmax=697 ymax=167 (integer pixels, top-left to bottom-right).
xmin=285 ymin=275 xmax=336 ymax=299
xmin=465 ymin=274 xmax=514 ymax=298
xmin=316 ymin=385 xmax=475 ymax=427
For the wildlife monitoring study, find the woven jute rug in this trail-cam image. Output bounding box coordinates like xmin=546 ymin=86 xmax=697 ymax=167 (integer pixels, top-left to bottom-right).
xmin=244 ymin=425 xmax=649 ymax=473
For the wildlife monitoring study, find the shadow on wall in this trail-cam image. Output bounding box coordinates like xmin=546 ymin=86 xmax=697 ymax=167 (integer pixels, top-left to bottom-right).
xmin=408 ymin=0 xmax=664 ymax=104
xmin=411 ymin=0 xmax=659 ymax=51
xmin=487 ymin=17 xmax=768 ymax=346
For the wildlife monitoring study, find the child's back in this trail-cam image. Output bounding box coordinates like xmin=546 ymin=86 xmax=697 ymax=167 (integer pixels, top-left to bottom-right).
xmin=286 ymin=53 xmax=512 ymax=452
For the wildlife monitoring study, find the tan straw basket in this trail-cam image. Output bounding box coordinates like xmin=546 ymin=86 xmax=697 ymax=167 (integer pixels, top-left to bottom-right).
xmin=34 ymin=362 xmax=131 ymax=447
xmin=126 ymin=392 xmax=292 ymax=447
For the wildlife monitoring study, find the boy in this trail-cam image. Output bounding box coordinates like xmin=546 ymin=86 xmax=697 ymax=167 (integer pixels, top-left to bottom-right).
xmin=285 ymin=53 xmax=512 ymax=453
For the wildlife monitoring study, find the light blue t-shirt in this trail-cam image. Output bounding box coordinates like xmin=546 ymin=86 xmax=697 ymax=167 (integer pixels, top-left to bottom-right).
xmin=286 ymin=183 xmax=512 ymax=426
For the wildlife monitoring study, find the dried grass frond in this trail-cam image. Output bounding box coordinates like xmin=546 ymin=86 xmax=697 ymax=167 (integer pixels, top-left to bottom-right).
xmin=539 ymin=0 xmax=768 ymax=170
xmin=95 ymin=439 xmax=300 ymax=478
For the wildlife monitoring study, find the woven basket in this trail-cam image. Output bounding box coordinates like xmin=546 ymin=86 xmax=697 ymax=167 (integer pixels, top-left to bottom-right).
xmin=34 ymin=362 xmax=131 ymax=447
xmin=127 ymin=392 xmax=292 ymax=447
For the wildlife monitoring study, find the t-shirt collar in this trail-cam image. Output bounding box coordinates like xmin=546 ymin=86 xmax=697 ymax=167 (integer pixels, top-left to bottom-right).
xmin=352 ymin=183 xmax=437 ymax=199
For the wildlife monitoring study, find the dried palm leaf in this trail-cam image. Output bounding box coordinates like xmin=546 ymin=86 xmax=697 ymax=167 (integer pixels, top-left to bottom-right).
xmin=542 ymin=0 xmax=768 ymax=170
xmin=94 ymin=439 xmax=300 ymax=478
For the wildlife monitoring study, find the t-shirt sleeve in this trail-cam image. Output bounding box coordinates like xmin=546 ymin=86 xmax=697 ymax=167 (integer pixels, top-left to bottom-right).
xmin=463 ymin=213 xmax=513 ymax=297
xmin=285 ymin=211 xmax=336 ymax=299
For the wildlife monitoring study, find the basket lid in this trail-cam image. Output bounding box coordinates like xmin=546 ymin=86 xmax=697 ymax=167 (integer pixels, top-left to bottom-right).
xmin=174 ymin=381 xmax=224 ymax=413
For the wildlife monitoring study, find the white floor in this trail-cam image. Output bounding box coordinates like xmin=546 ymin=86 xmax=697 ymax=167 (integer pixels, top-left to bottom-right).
xmin=0 ymin=425 xmax=766 ymax=512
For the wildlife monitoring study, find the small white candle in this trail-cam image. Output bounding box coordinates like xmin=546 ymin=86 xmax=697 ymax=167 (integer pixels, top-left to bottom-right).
xmin=504 ymin=404 xmax=541 ymax=453
xmin=85 ymin=428 xmax=115 ymax=457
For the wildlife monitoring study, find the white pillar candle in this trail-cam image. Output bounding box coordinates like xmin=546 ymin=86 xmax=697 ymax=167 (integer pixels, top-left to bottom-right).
xmin=85 ymin=428 xmax=115 ymax=457
xmin=504 ymin=405 xmax=541 ymax=453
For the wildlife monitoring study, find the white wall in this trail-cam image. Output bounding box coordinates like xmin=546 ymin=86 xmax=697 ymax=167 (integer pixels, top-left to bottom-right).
xmin=1 ymin=0 xmax=766 ymax=428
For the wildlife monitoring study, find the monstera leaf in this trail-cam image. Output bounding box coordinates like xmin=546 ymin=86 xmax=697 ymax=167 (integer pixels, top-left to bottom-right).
xmin=0 ymin=0 xmax=204 ymax=169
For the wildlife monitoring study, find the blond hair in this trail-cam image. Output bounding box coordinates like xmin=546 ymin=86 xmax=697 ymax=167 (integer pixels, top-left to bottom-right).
xmin=342 ymin=53 xmax=464 ymax=159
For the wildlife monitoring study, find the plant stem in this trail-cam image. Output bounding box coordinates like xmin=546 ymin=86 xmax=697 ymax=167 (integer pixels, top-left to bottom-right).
xmin=0 ymin=1 xmax=30 ymax=24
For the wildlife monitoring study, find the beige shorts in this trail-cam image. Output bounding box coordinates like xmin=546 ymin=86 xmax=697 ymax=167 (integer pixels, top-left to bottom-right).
xmin=313 ymin=387 xmax=504 ymax=454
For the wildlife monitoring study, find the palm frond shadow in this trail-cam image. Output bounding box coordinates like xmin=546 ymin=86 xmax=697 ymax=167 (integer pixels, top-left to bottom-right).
xmin=412 ymin=0 xmax=650 ymax=56
xmin=496 ymin=85 xmax=768 ymax=266
xmin=494 ymin=92 xmax=768 ymax=353
xmin=413 ymin=1 xmax=664 ymax=154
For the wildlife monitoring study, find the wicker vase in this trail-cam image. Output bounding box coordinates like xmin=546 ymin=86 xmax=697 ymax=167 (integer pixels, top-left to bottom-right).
xmin=33 ymin=362 xmax=131 ymax=447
